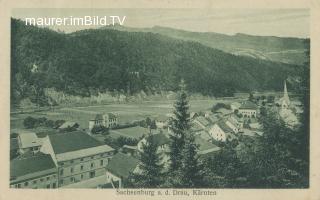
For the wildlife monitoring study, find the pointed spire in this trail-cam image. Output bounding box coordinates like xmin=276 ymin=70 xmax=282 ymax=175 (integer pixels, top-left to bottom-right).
xmin=283 ymin=80 xmax=290 ymax=104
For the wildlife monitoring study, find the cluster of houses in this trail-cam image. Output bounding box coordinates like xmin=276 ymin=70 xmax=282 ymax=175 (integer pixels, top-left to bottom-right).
xmin=10 ymin=81 xmax=301 ymax=189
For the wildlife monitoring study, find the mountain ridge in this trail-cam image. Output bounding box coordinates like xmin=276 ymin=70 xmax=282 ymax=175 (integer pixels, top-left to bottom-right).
xmin=101 ymin=24 xmax=308 ymax=65
xmin=11 ymin=18 xmax=304 ymax=107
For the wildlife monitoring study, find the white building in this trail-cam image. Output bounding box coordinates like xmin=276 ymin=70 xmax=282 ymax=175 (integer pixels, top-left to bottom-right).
xmin=89 ymin=113 xmax=118 ymax=131
xmin=209 ymin=121 xmax=236 ymax=142
xmin=238 ymin=101 xmax=258 ymax=118
xmin=17 ymin=131 xmax=41 ymax=154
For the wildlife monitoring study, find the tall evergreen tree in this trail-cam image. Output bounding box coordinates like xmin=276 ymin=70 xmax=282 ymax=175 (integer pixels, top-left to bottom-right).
xmin=132 ymin=134 xmax=164 ymax=188
xmin=168 ymin=79 xmax=191 ymax=171
xmin=179 ymin=131 xmax=204 ymax=187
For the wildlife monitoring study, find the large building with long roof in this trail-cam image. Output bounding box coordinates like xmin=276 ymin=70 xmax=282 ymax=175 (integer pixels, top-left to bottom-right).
xmin=40 ymin=131 xmax=114 ymax=187
xmin=10 ymin=153 xmax=57 ymax=189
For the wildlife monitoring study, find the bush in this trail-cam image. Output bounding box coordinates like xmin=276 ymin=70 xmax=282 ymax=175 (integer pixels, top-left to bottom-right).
xmin=211 ymin=103 xmax=231 ymax=113
xmin=91 ymin=125 xmax=109 ymax=135
xmin=104 ymin=136 xmax=138 ymax=150
xmin=10 ymin=133 xmax=19 ymax=139
xmin=45 ymin=119 xmax=55 ymax=128
xmin=23 ymin=116 xmax=37 ymax=129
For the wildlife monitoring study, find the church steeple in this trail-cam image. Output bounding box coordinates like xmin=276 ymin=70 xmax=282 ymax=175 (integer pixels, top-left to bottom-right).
xmin=283 ymin=80 xmax=290 ymax=105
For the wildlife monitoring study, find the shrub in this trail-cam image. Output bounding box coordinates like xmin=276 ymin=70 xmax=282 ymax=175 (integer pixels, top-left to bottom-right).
xmin=23 ymin=116 xmax=37 ymax=129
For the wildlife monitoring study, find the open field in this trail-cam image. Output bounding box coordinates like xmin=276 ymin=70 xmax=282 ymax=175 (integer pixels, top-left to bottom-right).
xmin=10 ymin=99 xmax=238 ymax=133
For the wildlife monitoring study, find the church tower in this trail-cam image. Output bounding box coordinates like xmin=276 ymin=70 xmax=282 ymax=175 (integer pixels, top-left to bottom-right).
xmin=281 ymin=80 xmax=290 ymax=109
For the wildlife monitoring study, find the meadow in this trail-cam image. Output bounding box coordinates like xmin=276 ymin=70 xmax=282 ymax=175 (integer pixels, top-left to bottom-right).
xmin=10 ymin=99 xmax=237 ymax=133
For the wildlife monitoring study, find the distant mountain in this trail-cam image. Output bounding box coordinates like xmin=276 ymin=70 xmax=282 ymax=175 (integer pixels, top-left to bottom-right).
xmin=11 ymin=18 xmax=304 ymax=106
xmin=103 ymin=25 xmax=309 ymax=65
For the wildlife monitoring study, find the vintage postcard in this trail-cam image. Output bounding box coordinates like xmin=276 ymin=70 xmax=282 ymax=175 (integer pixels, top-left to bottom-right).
xmin=0 ymin=0 xmax=319 ymax=200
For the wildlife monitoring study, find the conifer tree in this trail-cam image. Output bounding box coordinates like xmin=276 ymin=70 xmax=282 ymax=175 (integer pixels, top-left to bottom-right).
xmin=132 ymin=134 xmax=164 ymax=188
xmin=168 ymin=79 xmax=191 ymax=171
xmin=179 ymin=131 xmax=204 ymax=188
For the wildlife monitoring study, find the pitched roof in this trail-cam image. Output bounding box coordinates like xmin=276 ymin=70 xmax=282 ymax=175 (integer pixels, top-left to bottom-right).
xmin=214 ymin=108 xmax=233 ymax=115
xmin=206 ymin=115 xmax=220 ymax=123
xmin=18 ymin=132 xmax=41 ymax=148
xmin=239 ymin=101 xmax=258 ymax=110
xmin=195 ymin=116 xmax=210 ymax=127
xmin=58 ymin=121 xmax=78 ymax=129
xmin=107 ymin=113 xmax=117 ymax=119
xmin=110 ymin=126 xmax=149 ymax=140
xmin=195 ymin=135 xmax=219 ymax=152
xmin=49 ymin=131 xmax=105 ymax=154
xmin=95 ymin=113 xmax=117 ymax=121
xmin=217 ymin=121 xmax=233 ymax=133
xmin=106 ymin=153 xmax=139 ymax=179
xmin=148 ymin=133 xmax=170 ymax=147
xmin=230 ymin=114 xmax=244 ymax=123
xmin=190 ymin=121 xmax=203 ymax=132
xmin=10 ymin=153 xmax=56 ymax=179
xmin=95 ymin=114 xmax=104 ymax=121
xmin=122 ymin=145 xmax=137 ymax=150
xmin=198 ymin=130 xmax=212 ymax=141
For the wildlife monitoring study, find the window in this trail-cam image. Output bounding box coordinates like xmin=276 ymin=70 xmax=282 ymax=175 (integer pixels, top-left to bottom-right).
xmin=91 ymin=156 xmax=94 ymax=159
xmin=24 ymin=182 xmax=28 ymax=186
xmin=90 ymin=171 xmax=95 ymax=178
xmin=70 ymin=177 xmax=75 ymax=182
xmin=59 ymin=180 xmax=64 ymax=185
xmin=81 ymin=174 xmax=84 ymax=179
xmin=91 ymin=163 xmax=94 ymax=168
xmin=17 ymin=184 xmax=21 ymax=188
xmin=80 ymin=165 xmax=84 ymax=170
xmin=80 ymin=158 xmax=84 ymax=161
xmin=60 ymin=169 xmax=64 ymax=175
xmin=70 ymin=168 xmax=74 ymax=173
xmin=47 ymin=177 xmax=50 ymax=181
xmin=46 ymin=184 xmax=50 ymax=188
xmin=100 ymin=160 xmax=103 ymax=166
xmin=33 ymin=180 xmax=37 ymax=184
xmin=40 ymin=178 xmax=44 ymax=182
xmin=70 ymin=160 xmax=74 ymax=164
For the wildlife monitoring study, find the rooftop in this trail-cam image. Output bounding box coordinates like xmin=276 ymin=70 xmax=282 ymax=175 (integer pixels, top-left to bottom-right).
xmin=10 ymin=153 xmax=56 ymax=179
xmin=94 ymin=113 xmax=117 ymax=121
xmin=148 ymin=133 xmax=170 ymax=147
xmin=58 ymin=121 xmax=79 ymax=129
xmin=18 ymin=132 xmax=41 ymax=148
xmin=194 ymin=116 xmax=210 ymax=127
xmin=195 ymin=135 xmax=219 ymax=152
xmin=106 ymin=152 xmax=139 ymax=179
xmin=49 ymin=131 xmax=107 ymax=154
xmin=214 ymin=108 xmax=233 ymax=116
xmin=239 ymin=101 xmax=258 ymax=110
xmin=217 ymin=121 xmax=234 ymax=133
xmin=110 ymin=126 xmax=149 ymax=140
xmin=190 ymin=121 xmax=204 ymax=132
xmin=206 ymin=115 xmax=220 ymax=123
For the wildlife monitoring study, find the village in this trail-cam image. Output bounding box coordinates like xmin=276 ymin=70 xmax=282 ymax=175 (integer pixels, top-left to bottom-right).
xmin=9 ymin=81 xmax=303 ymax=189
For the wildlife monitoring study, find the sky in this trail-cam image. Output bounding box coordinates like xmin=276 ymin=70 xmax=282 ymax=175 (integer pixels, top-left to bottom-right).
xmin=12 ymin=8 xmax=310 ymax=38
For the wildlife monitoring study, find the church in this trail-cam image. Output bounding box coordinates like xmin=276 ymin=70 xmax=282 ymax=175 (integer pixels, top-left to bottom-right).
xmin=277 ymin=80 xmax=299 ymax=128
xmin=278 ymin=81 xmax=291 ymax=110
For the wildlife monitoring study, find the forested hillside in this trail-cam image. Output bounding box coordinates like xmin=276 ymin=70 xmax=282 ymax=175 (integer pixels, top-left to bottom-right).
xmin=11 ymin=18 xmax=304 ymax=107
xmin=105 ymin=25 xmax=308 ymax=65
